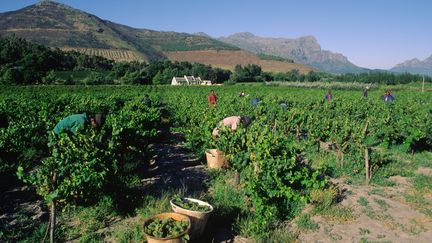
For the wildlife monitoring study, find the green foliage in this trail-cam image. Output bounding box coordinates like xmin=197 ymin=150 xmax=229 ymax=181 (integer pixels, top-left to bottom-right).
xmin=0 ymin=36 xmax=113 ymax=84
xmin=157 ymin=34 xmax=239 ymax=51
xmin=412 ymin=175 xmax=432 ymax=192
xmin=43 ymin=70 xmax=57 ymax=84
xmin=113 ymin=224 xmax=144 ymax=243
xmin=258 ymin=53 xmax=294 ymax=63
xmin=270 ymin=70 xmax=431 ymax=85
xmin=310 ymin=187 xmax=338 ymax=210
xmin=231 ymin=64 xmax=264 ymax=83
xmin=2 ymin=36 xmax=429 ymax=86
xmin=316 ymin=205 xmax=358 ymax=223
xmin=206 ymin=170 xmax=249 ymax=218
xmin=152 ymin=71 xmax=164 ymax=85
xmin=358 ymin=196 xmax=369 ymax=207
xmin=60 ymin=197 xmax=116 ymax=240
xmin=2 ymin=87 xmax=160 ymax=217
xmin=374 ymin=198 xmax=391 ymax=211
xmin=172 ymin=196 xmax=211 ymax=212
xmin=296 ymin=213 xmax=319 ymax=232
xmin=144 ymin=218 xmax=189 ymax=239
xmin=161 ymin=85 xmax=431 ymax=236
xmin=84 ymin=71 xmax=113 ymax=85
xmin=18 ymin=131 xmax=109 ymax=204
xmin=333 ymin=71 xmax=432 ymax=85
xmin=1 ymin=84 xmax=432 ymax=242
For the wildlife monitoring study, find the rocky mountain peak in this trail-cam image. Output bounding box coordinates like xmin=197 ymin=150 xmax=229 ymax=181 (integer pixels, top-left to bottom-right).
xmin=218 ymin=32 xmax=364 ymax=73
xmin=229 ymin=32 xmax=256 ymax=39
xmin=391 ymin=55 xmax=432 ymax=76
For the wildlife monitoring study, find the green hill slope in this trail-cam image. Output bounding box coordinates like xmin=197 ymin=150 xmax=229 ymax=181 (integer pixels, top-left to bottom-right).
xmin=0 ymin=1 xmax=238 ymax=62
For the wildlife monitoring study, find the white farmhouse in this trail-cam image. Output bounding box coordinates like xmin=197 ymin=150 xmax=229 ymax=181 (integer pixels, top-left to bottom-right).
xmin=171 ymin=75 xmax=211 ymax=85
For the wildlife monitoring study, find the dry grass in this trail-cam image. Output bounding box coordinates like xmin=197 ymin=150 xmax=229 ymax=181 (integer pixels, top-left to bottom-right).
xmin=164 ymin=50 xmax=314 ymax=73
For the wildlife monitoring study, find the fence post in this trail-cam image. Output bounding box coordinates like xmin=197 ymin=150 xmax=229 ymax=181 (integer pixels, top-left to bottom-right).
xmin=365 ymin=148 xmax=370 ymax=184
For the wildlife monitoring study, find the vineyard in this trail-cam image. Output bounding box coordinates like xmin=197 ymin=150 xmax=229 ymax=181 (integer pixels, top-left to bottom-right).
xmin=60 ymin=47 xmax=145 ymax=62
xmin=0 ymin=85 xmax=431 ymax=242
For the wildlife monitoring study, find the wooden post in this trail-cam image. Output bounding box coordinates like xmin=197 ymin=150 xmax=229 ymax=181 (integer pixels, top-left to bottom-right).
xmin=365 ymin=148 xmax=370 ymax=184
xmin=422 ymin=75 xmax=425 ymax=93
xmin=50 ymin=201 xmax=56 ymax=243
xmin=363 ymin=120 xmax=370 ymax=184
xmin=234 ymin=170 xmax=240 ymax=186
xmin=49 ymin=172 xmax=57 ymax=243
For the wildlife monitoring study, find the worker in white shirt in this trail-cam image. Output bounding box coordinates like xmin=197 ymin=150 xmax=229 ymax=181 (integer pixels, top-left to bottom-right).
xmin=212 ymin=116 xmax=251 ymax=138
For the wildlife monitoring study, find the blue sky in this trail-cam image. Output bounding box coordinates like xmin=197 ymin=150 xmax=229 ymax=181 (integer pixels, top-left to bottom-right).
xmin=1 ymin=0 xmax=431 ymax=69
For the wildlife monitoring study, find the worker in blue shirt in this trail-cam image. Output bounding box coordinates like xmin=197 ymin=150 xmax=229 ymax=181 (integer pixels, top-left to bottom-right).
xmin=381 ymin=90 xmax=395 ymax=104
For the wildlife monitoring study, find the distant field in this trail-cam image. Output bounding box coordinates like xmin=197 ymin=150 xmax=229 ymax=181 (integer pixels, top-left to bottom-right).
xmin=61 ymin=47 xmax=145 ymax=62
xmin=59 ymin=48 xmax=313 ymax=74
xmin=164 ymin=50 xmax=314 ymax=73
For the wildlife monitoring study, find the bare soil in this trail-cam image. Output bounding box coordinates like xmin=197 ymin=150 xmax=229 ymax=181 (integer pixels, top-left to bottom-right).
xmin=297 ymin=177 xmax=432 ymax=243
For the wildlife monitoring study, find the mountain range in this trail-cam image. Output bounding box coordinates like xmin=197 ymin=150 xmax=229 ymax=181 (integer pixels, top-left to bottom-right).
xmin=390 ymin=55 xmax=432 ymax=76
xmin=0 ymin=1 xmax=313 ymax=73
xmin=218 ymin=32 xmax=368 ymax=73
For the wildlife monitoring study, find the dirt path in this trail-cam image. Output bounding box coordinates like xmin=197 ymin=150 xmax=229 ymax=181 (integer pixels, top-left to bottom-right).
xmin=0 ymin=174 xmax=46 ymax=237
xmin=146 ymin=131 xmax=254 ymax=243
xmin=139 ymin=132 xmax=208 ymax=194
xmin=298 ymin=177 xmax=432 ymax=243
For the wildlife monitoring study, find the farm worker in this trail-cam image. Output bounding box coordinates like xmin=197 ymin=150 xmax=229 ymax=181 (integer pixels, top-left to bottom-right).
xmin=381 ymin=90 xmax=395 ymax=104
xmin=325 ymin=89 xmax=333 ymax=102
xmin=208 ymin=90 xmax=217 ymax=107
xmin=250 ymin=97 xmax=261 ymax=107
xmin=212 ymin=116 xmax=251 ymax=138
xmin=280 ymin=100 xmax=287 ymax=111
xmin=53 ymin=113 xmax=104 ymax=135
xmin=363 ymin=86 xmax=369 ymax=98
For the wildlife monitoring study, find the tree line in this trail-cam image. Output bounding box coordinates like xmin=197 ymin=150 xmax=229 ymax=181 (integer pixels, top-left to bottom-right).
xmin=0 ymin=36 xmax=430 ymax=85
xmin=268 ymin=70 xmax=431 ymax=84
xmin=0 ymin=36 xmax=231 ymax=85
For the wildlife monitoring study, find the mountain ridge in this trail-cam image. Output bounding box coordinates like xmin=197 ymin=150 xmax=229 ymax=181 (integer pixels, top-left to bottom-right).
xmin=391 ymin=54 xmax=432 ymax=76
xmin=218 ymin=32 xmax=368 ymax=73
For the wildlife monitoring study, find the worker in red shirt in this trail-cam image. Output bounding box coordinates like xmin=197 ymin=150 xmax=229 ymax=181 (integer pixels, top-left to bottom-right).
xmin=208 ymin=90 xmax=217 ymax=107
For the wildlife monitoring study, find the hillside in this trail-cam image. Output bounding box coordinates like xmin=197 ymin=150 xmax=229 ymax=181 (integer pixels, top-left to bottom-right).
xmin=219 ymin=32 xmax=368 ymax=73
xmin=165 ymin=50 xmax=314 ymax=73
xmin=390 ymin=55 xmax=432 ymax=76
xmin=0 ymin=1 xmax=313 ymax=73
xmin=0 ymin=1 xmax=237 ymax=61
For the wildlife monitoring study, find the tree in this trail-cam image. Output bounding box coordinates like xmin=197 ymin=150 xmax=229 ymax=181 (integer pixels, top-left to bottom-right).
xmin=306 ymin=71 xmax=320 ymax=82
xmin=84 ymin=71 xmax=111 ymax=85
xmin=0 ymin=67 xmax=15 ymax=85
xmin=42 ymin=70 xmax=57 ymax=84
xmin=152 ymin=71 xmax=164 ymax=85
xmin=120 ymin=70 xmax=142 ymax=84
